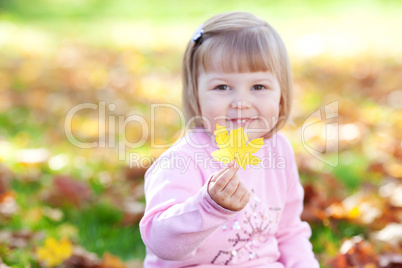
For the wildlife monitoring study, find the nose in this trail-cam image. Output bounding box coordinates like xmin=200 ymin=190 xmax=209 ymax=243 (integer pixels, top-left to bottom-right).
xmin=231 ymin=101 xmax=251 ymax=109
xmin=231 ymin=90 xmax=252 ymax=109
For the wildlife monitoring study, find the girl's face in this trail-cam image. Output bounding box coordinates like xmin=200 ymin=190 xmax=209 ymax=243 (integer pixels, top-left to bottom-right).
xmin=197 ymin=69 xmax=282 ymax=141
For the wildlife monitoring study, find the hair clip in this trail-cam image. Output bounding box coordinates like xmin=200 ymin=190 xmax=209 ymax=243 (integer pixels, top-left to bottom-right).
xmin=192 ymin=24 xmax=204 ymax=43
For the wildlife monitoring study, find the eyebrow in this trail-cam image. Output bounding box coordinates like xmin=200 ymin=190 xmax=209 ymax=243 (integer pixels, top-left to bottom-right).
xmin=207 ymin=77 xmax=228 ymax=83
xmin=254 ymin=79 xmax=276 ymax=84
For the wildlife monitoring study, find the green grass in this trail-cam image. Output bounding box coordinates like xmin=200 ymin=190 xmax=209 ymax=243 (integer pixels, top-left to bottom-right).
xmin=3 ymin=176 xmax=146 ymax=263
xmin=310 ymin=221 xmax=367 ymax=254
xmin=1 ymin=0 xmax=401 ymax=39
xmin=1 ymin=0 xmax=402 ymax=22
xmin=65 ymin=201 xmax=145 ymax=260
xmin=0 ymin=1 xmax=400 ymax=265
xmin=1 ymin=247 xmax=41 ymax=268
xmin=332 ymin=152 xmax=369 ymax=191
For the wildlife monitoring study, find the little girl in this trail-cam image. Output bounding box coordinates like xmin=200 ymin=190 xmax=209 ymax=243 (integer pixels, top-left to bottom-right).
xmin=140 ymin=11 xmax=319 ymax=267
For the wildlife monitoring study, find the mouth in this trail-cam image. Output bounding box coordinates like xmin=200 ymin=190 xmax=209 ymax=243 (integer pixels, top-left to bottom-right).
xmin=226 ymin=118 xmax=255 ymax=127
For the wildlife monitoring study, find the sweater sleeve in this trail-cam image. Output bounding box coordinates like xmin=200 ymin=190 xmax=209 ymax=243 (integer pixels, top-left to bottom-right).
xmin=139 ymin=152 xmax=237 ymax=261
xmin=276 ymin=137 xmax=320 ymax=268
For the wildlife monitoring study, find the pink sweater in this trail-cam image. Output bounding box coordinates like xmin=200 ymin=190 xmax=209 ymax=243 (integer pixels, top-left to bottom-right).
xmin=139 ymin=128 xmax=319 ymax=267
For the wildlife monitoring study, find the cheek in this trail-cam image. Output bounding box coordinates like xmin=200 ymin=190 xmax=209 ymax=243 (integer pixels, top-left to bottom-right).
xmin=199 ymin=95 xmax=227 ymax=115
xmin=260 ymin=100 xmax=280 ymax=116
xmin=255 ymin=101 xmax=281 ymax=131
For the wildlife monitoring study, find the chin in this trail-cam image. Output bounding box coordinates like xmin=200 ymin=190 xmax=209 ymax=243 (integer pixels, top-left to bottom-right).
xmin=245 ymin=125 xmax=272 ymax=138
xmin=246 ymin=131 xmax=269 ymax=140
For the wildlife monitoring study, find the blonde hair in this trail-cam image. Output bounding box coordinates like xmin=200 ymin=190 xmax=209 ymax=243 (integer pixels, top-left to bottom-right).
xmin=182 ymin=11 xmax=293 ymax=138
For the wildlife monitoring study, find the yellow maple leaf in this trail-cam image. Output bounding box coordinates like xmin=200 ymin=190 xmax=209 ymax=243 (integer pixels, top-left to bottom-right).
xmin=36 ymin=237 xmax=73 ymax=267
xmin=211 ymin=124 xmax=264 ymax=170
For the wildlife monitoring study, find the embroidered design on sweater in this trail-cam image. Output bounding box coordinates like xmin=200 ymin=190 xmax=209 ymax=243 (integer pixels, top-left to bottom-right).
xmin=211 ymin=189 xmax=282 ymax=265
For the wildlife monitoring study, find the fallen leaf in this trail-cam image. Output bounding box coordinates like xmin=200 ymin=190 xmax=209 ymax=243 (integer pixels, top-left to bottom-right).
xmin=329 ymin=237 xmax=379 ymax=268
xmin=371 ymin=223 xmax=402 ymax=247
xmin=0 ymin=191 xmax=18 ymax=219
xmin=64 ymin=246 xmax=101 ymax=268
xmin=124 ymin=165 xmax=148 ymax=181
xmin=100 ymin=253 xmax=126 ymax=268
xmin=0 ymin=229 xmax=44 ymax=249
xmin=0 ymin=163 xmax=13 ymax=195
xmin=379 ymin=254 xmax=402 ymax=268
xmin=301 ymin=184 xmax=329 ymax=222
xmin=36 ymin=237 xmax=73 ymax=267
xmin=121 ymin=198 xmax=145 ymax=226
xmin=41 ymin=175 xmax=92 ymax=208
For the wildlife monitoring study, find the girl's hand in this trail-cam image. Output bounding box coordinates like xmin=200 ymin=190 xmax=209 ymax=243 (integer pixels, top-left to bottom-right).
xmin=208 ymin=161 xmax=250 ymax=211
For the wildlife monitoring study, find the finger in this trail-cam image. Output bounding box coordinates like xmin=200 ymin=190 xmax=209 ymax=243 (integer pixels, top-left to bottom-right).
xmin=232 ymin=161 xmax=240 ymax=174
xmin=230 ymin=187 xmax=249 ymax=211
xmin=210 ymin=161 xmax=234 ymax=182
xmin=233 ymin=160 xmax=240 ymax=169
xmin=218 ymin=164 xmax=240 ymax=193
xmin=221 ymin=174 xmax=240 ymax=195
xmin=230 ymin=180 xmax=246 ymax=199
xmin=212 ymin=164 xmax=238 ymax=192
xmin=239 ymin=189 xmax=251 ymax=206
xmin=210 ymin=168 xmax=228 ymax=183
xmin=228 ymin=160 xmax=235 ymax=168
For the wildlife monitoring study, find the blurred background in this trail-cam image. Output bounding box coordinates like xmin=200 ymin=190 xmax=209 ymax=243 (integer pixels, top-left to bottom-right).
xmin=0 ymin=0 xmax=401 ymax=267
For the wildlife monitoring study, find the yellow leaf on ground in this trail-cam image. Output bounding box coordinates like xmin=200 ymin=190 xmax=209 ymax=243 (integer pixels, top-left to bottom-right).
xmin=36 ymin=237 xmax=73 ymax=267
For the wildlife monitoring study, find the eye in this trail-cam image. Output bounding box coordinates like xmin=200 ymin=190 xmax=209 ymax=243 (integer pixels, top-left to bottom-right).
xmin=215 ymin=85 xmax=230 ymax=91
xmin=252 ymin=84 xmax=266 ymax=90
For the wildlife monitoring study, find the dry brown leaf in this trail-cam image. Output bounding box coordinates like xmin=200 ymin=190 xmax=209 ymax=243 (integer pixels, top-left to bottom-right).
xmin=124 ymin=166 xmax=148 ymax=181
xmin=0 ymin=191 xmax=18 ymax=219
xmin=328 ymin=237 xmax=379 ymax=268
xmin=100 ymin=253 xmax=126 ymax=268
xmin=64 ymin=246 xmax=101 ymax=268
xmin=41 ymin=175 xmax=92 ymax=208
xmin=379 ymin=254 xmax=402 ymax=268
xmin=0 ymin=229 xmax=44 ymax=249
xmin=0 ymin=163 xmax=13 ymax=195
xmin=121 ymin=199 xmax=145 ymax=226
xmin=301 ymin=184 xmax=328 ymax=222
